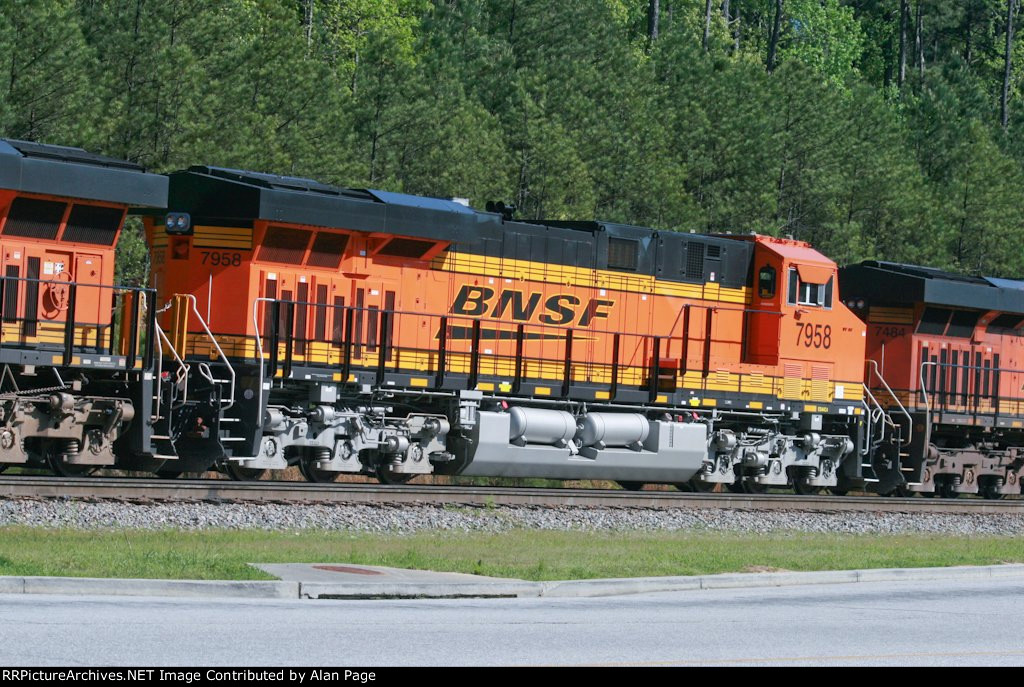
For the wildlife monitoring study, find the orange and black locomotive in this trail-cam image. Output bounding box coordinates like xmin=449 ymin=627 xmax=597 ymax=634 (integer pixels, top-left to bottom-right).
xmin=2 ymin=141 xmax=1022 ymax=498
xmin=144 ymin=166 xmax=867 ymax=493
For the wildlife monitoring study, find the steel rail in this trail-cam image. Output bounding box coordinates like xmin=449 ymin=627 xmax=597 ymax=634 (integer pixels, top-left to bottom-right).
xmin=0 ymin=476 xmax=1020 ymax=514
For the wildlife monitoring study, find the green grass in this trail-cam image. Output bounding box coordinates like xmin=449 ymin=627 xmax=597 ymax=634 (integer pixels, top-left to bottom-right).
xmin=0 ymin=527 xmax=1021 ymax=581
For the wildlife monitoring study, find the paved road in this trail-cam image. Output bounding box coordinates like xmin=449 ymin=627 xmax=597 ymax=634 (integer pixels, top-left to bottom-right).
xmin=2 ymin=577 xmax=1023 ymax=666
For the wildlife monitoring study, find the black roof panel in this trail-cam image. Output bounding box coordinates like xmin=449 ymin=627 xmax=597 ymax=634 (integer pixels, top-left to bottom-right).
xmin=0 ymin=139 xmax=167 ymax=207
xmin=840 ymin=260 xmax=1024 ymax=315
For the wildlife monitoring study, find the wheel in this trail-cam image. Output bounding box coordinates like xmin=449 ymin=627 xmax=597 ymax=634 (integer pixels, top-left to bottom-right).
xmin=674 ymin=481 xmax=694 ymax=492
xmin=46 ymin=449 xmax=96 ymax=477
xmin=725 ymin=481 xmax=746 ymax=494
xmin=793 ymin=479 xmax=821 ymax=496
xmin=981 ymin=483 xmax=1004 ymax=500
xmin=298 ymin=459 xmax=341 ymax=483
xmin=221 ymin=462 xmax=266 ymax=481
xmin=741 ymin=479 xmax=768 ymax=494
xmin=376 ymin=466 xmax=415 ymax=485
xmin=893 ymin=484 xmax=915 ymax=498
xmin=684 ymin=477 xmax=719 ymax=493
xmin=617 ymin=481 xmax=645 ymax=491
xmin=938 ymin=480 xmax=961 ymax=499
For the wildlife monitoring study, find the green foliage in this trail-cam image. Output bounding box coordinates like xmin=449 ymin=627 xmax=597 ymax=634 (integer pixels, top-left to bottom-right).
xmin=0 ymin=526 xmax=1020 ymax=581
xmin=0 ymin=0 xmax=1022 ymax=276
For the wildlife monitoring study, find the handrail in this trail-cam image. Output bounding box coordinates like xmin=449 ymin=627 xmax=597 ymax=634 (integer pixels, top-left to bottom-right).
xmin=860 ymin=385 xmax=891 ymax=452
xmin=866 ymin=359 xmax=913 ymax=447
xmin=251 ymin=296 xmax=275 ymax=436
xmin=154 ymin=323 xmax=189 ymax=410
xmin=920 ymin=360 xmax=937 ymax=448
xmin=182 ymin=293 xmax=236 ymax=411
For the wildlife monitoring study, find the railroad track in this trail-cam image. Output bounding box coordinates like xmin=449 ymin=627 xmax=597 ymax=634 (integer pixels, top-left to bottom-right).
xmin=0 ymin=476 xmax=1020 ymax=514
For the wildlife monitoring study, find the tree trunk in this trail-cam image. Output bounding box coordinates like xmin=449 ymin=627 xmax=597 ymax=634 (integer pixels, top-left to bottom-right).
xmin=703 ymin=0 xmax=713 ymax=50
xmin=767 ymin=0 xmax=783 ymax=73
xmin=1003 ymin=0 xmax=1018 ymax=129
xmin=303 ymin=0 xmax=313 ymax=46
xmin=648 ymin=0 xmax=659 ymax=43
xmin=734 ymin=6 xmax=741 ymax=52
xmin=898 ymin=0 xmax=908 ymax=87
xmin=916 ymin=1 xmax=924 ymax=78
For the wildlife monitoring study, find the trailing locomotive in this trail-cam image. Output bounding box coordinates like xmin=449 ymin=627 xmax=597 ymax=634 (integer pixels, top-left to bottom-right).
xmin=842 ymin=262 xmax=1024 ymax=498
xmin=0 ymin=140 xmax=171 ymax=475
xmin=2 ymin=139 xmax=1021 ymax=498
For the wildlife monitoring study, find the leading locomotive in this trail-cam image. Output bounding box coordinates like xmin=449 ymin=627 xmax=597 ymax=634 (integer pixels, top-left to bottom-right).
xmin=143 ymin=166 xmax=865 ymax=494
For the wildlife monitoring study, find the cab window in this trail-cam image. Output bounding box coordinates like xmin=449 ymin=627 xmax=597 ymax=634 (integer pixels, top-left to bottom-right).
xmin=758 ymin=266 xmax=777 ymax=299
xmin=787 ymin=268 xmax=833 ymax=308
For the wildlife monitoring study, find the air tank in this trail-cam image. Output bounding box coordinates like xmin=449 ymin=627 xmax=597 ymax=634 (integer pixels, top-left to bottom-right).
xmin=576 ymin=412 xmax=650 ymax=449
xmin=508 ymin=407 xmax=576 ymax=446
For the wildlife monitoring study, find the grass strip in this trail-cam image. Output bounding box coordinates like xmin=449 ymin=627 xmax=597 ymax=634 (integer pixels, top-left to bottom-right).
xmin=0 ymin=527 xmax=1021 ymax=581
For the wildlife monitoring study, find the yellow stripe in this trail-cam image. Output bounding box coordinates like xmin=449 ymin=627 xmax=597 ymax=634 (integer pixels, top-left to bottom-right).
xmin=193 ymin=225 xmax=253 ymax=250
xmin=432 ymin=252 xmax=750 ymax=304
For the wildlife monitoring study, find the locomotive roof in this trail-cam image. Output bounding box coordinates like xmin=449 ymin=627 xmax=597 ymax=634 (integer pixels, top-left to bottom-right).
xmin=168 ymin=166 xmax=479 ymax=239
xmin=841 ymin=260 xmax=1024 ymax=314
xmin=0 ymin=139 xmax=167 ymax=207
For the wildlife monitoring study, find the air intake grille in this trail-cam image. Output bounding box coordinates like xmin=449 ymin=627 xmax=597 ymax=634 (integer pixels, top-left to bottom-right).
xmin=607 ymin=238 xmax=638 ymax=271
xmin=378 ymin=238 xmax=435 ymax=259
xmin=62 ymin=205 xmax=123 ymax=245
xmin=3 ymin=197 xmax=64 ymax=239
xmin=307 ymin=232 xmax=349 ymax=268
xmin=257 ymin=226 xmax=311 ymax=264
xmin=685 ymin=241 xmax=704 ymax=280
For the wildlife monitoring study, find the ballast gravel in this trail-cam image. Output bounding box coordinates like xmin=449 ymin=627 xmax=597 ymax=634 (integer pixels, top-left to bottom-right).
xmin=0 ymin=498 xmax=1023 ymax=535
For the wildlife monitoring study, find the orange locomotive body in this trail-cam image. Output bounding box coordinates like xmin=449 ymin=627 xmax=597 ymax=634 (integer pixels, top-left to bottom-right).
xmin=842 ymin=262 xmax=1024 ymax=498
xmin=0 ymin=140 xmax=169 ymax=474
xmin=146 ymin=166 xmax=867 ymax=492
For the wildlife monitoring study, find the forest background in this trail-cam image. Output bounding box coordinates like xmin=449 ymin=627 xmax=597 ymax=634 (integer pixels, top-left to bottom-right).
xmin=2 ymin=0 xmax=1022 ymax=283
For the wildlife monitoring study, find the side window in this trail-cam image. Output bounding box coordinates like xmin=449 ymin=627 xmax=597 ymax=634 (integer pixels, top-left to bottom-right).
xmin=787 ymin=267 xmax=833 ymax=308
xmin=758 ymin=265 xmax=777 ymax=299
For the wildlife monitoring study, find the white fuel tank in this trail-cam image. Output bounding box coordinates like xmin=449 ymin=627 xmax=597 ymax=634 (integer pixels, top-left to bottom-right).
xmin=508 ymin=407 xmax=576 ymax=446
xmin=577 ymin=413 xmax=650 ymax=448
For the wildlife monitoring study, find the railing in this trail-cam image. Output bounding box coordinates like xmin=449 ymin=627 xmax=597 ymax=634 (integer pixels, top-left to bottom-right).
xmin=250 ymin=296 xmax=839 ymax=408
xmin=153 ymin=300 xmax=190 ymax=423
xmin=0 ymin=274 xmax=156 ymax=371
xmin=866 ymin=359 xmax=912 ymax=447
xmin=179 ymin=294 xmax=236 ymax=411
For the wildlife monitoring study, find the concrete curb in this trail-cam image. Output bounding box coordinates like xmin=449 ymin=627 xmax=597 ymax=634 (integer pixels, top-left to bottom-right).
xmin=1 ymin=564 xmax=1022 ymax=600
xmin=536 ymin=563 xmax=1024 ymax=598
xmin=0 ymin=576 xmax=298 ymax=599
xmin=300 ymin=581 xmax=543 ymax=599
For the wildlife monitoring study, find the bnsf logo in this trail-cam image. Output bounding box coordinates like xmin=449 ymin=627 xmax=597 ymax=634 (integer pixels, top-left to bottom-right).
xmin=451 ymin=285 xmax=614 ymax=327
